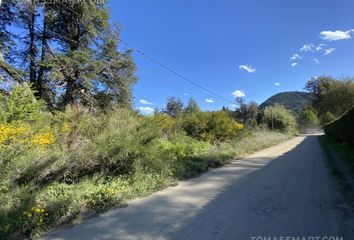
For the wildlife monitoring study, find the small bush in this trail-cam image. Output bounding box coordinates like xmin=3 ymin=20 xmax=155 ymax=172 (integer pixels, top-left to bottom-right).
xmin=145 ymin=113 xmax=178 ymax=135
xmin=181 ymin=111 xmax=244 ymax=142
xmin=298 ymin=108 xmax=319 ymax=128
xmin=0 ymin=83 xmax=43 ymax=123
xmin=320 ymin=111 xmax=336 ymax=125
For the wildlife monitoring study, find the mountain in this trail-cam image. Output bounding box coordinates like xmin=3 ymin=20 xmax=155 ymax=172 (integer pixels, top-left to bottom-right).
xmin=260 ymin=91 xmax=314 ymax=115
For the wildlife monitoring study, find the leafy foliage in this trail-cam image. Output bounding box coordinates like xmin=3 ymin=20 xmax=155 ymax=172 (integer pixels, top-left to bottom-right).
xmin=0 ymin=84 xmax=42 ymax=123
xmin=181 ymin=111 xmax=244 ymax=142
xmin=263 ymin=104 xmax=297 ymax=133
xmin=184 ymin=98 xmax=201 ymax=114
xmin=0 ymin=1 xmax=137 ymax=109
xmin=234 ymin=99 xmax=261 ymax=127
xmin=165 ymin=97 xmax=184 ymax=118
xmin=305 ymin=76 xmax=354 ymax=117
xmin=324 ymin=107 xmax=354 ymax=148
xmin=298 ymin=107 xmax=319 ymax=128
xmin=0 ymin=0 xmax=15 ymax=58
xmin=321 ymin=111 xmax=336 ymax=125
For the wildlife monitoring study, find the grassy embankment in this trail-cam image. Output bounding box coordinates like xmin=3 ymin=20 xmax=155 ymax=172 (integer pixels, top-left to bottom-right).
xmin=319 ymin=136 xmax=354 ymax=210
xmin=320 ymin=107 xmax=354 ymax=207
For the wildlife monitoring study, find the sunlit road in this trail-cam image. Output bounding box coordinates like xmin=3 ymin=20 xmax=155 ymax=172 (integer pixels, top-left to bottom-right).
xmin=43 ymin=135 xmax=354 ymax=240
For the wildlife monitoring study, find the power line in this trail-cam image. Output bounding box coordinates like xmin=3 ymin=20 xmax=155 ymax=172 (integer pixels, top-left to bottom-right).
xmin=120 ymin=40 xmax=235 ymax=105
xmin=142 ymin=70 xmax=226 ymax=102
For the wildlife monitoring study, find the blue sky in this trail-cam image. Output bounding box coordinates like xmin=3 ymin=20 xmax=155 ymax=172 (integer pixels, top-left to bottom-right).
xmin=108 ymin=0 xmax=354 ymax=114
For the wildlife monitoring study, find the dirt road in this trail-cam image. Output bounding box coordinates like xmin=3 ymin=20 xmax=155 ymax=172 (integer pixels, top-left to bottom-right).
xmin=43 ymin=136 xmax=354 ymax=240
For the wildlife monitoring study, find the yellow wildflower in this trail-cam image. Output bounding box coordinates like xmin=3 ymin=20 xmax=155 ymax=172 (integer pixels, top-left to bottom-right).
xmin=0 ymin=124 xmax=28 ymax=146
xmin=31 ymin=129 xmax=55 ymax=151
xmin=235 ymin=122 xmax=245 ymax=130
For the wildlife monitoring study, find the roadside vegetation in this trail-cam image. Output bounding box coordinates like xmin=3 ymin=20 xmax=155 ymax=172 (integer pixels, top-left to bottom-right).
xmin=324 ymin=108 xmax=354 ymax=148
xmin=0 ymin=84 xmax=293 ymax=239
xmin=305 ymin=76 xmax=354 ymax=209
xmin=319 ymin=136 xmax=354 ymax=209
xmin=304 ymin=75 xmax=354 ymax=148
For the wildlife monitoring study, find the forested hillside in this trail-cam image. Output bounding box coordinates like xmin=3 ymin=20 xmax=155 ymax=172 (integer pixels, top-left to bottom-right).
xmin=260 ymin=91 xmax=313 ymax=115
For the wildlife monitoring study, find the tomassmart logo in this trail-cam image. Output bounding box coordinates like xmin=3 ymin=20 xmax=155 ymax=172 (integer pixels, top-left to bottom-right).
xmin=250 ymin=236 xmax=344 ymax=240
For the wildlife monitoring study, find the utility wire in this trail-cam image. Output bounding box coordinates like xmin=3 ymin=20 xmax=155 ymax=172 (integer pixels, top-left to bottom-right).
xmin=120 ymin=40 xmax=235 ymax=105
xmin=142 ymin=70 xmax=224 ymax=102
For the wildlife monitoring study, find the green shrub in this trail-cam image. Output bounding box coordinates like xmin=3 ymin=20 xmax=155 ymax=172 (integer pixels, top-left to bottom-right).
xmin=181 ymin=111 xmax=244 ymax=142
xmin=0 ymin=83 xmax=42 ymax=123
xmin=157 ymin=134 xmax=211 ymax=178
xmin=263 ymin=104 xmax=297 ymax=132
xmin=320 ymin=111 xmax=336 ymax=125
xmin=298 ymin=108 xmax=319 ymax=128
xmin=158 ymin=135 xmax=210 ymax=162
xmin=144 ymin=113 xmax=178 ymax=135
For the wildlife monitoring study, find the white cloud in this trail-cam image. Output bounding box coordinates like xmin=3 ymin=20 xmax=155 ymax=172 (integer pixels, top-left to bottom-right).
xmin=315 ymin=44 xmax=326 ymax=51
xmin=230 ymin=104 xmax=237 ymax=109
xmin=320 ymin=29 xmax=354 ymax=41
xmin=139 ymin=99 xmax=154 ymax=105
xmin=275 ymin=82 xmax=280 ymax=86
xmin=205 ymin=99 xmax=214 ymax=103
xmin=291 ymin=62 xmax=298 ymax=67
xmin=183 ymin=93 xmax=188 ymax=96
xmin=324 ymin=48 xmax=335 ymax=55
xmin=313 ymin=58 xmax=320 ymax=64
xmin=231 ymin=90 xmax=245 ymax=98
xmin=300 ymin=44 xmax=315 ymax=52
xmin=239 ymin=65 xmax=256 ymax=73
xmin=290 ymin=54 xmax=302 ymax=61
xmin=137 ymin=106 xmax=155 ymax=115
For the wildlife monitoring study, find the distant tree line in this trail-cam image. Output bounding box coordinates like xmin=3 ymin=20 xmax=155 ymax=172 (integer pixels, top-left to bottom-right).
xmin=159 ymin=95 xmax=297 ymax=135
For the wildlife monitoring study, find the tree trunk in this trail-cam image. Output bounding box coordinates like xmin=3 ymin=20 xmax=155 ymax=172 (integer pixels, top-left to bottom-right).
xmin=63 ymin=29 xmax=81 ymax=107
xmin=28 ymin=0 xmax=37 ymax=87
xmin=64 ymin=77 xmax=75 ymax=106
xmin=36 ymin=10 xmax=48 ymax=99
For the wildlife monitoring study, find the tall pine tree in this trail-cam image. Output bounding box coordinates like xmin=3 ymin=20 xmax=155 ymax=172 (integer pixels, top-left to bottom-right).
xmin=1 ymin=0 xmax=138 ymax=109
